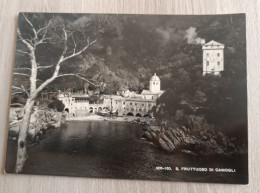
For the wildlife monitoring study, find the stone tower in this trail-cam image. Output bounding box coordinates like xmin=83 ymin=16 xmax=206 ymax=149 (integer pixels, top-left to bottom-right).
xmin=149 ymin=73 xmax=160 ymax=92
xmin=202 ymin=40 xmax=224 ymax=75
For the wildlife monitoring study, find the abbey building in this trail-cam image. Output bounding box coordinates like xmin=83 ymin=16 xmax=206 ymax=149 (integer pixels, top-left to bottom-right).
xmin=58 ymin=73 xmax=165 ymax=117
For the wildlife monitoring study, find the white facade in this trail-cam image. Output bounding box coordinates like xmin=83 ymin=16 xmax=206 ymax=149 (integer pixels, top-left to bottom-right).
xmin=141 ymin=73 xmax=165 ymax=100
xmin=149 ymin=73 xmax=161 ymax=92
xmin=202 ymin=40 xmax=224 ymax=75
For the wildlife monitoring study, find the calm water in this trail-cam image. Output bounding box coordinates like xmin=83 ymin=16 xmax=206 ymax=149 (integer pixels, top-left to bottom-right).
xmin=5 ymin=121 xmax=248 ymax=183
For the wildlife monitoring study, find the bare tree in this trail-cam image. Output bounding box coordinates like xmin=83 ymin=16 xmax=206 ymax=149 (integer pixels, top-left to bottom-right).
xmin=13 ymin=13 xmax=104 ymax=173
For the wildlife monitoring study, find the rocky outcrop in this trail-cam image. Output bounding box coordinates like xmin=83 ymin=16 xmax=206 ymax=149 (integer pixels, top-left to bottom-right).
xmin=143 ymin=122 xmax=240 ymax=156
xmin=9 ymin=107 xmax=68 ymax=143
xmin=143 ymin=98 xmax=246 ymax=156
xmin=143 ymin=91 xmax=233 ymax=155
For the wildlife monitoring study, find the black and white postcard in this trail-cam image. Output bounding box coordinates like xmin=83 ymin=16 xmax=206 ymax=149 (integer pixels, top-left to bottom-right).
xmin=5 ymin=13 xmax=248 ymax=184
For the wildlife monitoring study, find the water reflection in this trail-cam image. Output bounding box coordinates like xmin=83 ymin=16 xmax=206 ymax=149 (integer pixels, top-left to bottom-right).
xmin=5 ymin=120 xmax=247 ymax=183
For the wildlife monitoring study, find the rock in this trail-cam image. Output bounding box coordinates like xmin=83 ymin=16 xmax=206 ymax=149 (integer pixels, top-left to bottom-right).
xmin=144 ymin=132 xmax=152 ymax=141
xmin=164 ymin=130 xmax=176 ymax=142
xmin=183 ymin=136 xmax=196 ymax=145
xmin=160 ymin=133 xmax=175 ymax=151
xmin=216 ymin=136 xmax=227 ymax=148
xmin=209 ymin=138 xmax=218 ymax=149
xmin=181 ymin=150 xmax=197 ymax=156
xmin=150 ymin=125 xmax=160 ymax=133
xmin=61 ymin=111 xmax=68 ymax=124
xmin=201 ymin=135 xmax=207 ymax=141
xmin=9 ymin=107 xmax=24 ymax=122
xmin=181 ymin=125 xmax=188 ymax=132
xmin=143 ymin=111 xmax=239 ymax=156
xmin=158 ymin=137 xmax=175 ymax=152
xmin=150 ymin=131 xmax=158 ymax=141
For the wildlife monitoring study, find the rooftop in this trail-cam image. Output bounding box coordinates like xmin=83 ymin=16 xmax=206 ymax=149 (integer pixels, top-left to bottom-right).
xmin=141 ymin=90 xmax=165 ymax=95
xmin=202 ymin=40 xmax=224 ymax=49
xmin=150 ymin=73 xmax=160 ymax=81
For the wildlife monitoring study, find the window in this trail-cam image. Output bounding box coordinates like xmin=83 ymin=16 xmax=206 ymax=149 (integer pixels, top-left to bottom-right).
xmin=130 ymin=103 xmax=132 ymax=105
xmin=142 ymin=104 xmax=144 ymax=106
xmin=217 ymin=53 xmax=220 ymax=57
xmin=123 ymin=102 xmax=125 ymax=105
xmin=206 ymin=53 xmax=209 ymax=57
xmin=207 ymin=61 xmax=209 ymax=66
xmin=217 ymin=61 xmax=220 ymax=65
xmin=139 ymin=109 xmax=142 ymax=111
xmin=153 ymin=82 xmax=155 ymax=85
xmin=156 ymin=82 xmax=159 ymax=85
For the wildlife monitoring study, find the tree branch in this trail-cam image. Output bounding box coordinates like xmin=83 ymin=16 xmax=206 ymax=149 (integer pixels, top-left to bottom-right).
xmin=11 ymin=92 xmax=23 ymax=95
xmin=32 ymin=29 xmax=97 ymax=100
xmin=12 ymin=86 xmax=29 ymax=97
xmin=71 ymin=34 xmax=77 ymax=54
xmin=22 ymin=13 xmax=38 ymax=40
xmin=13 ymin=72 xmax=30 ymax=77
xmin=14 ymin=67 xmax=31 ymax=71
xmin=10 ymin=103 xmax=24 ymax=107
xmin=36 ymin=19 xmax=51 ymax=35
xmin=61 ymin=38 xmax=96 ymax=63
xmin=37 ymin=65 xmax=54 ymax=69
xmin=61 ymin=28 xmax=68 ymax=56
xmin=17 ymin=49 xmax=30 ymax=56
xmin=17 ymin=28 xmax=33 ymax=50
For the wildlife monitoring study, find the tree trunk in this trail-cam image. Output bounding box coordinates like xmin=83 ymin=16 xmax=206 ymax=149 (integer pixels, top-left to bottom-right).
xmin=15 ymin=100 xmax=34 ymax=173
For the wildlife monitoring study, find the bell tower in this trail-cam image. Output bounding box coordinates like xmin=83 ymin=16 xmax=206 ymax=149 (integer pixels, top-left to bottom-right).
xmin=149 ymin=73 xmax=160 ymax=92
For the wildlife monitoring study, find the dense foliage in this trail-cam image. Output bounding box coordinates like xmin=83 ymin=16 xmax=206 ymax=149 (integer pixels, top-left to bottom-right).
xmin=12 ymin=13 xmax=247 ymax=134
xmin=48 ymin=99 xmax=65 ymax=112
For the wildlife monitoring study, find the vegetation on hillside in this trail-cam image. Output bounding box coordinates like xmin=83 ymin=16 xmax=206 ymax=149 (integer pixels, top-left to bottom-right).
xmin=12 ymin=13 xmax=247 ymax=151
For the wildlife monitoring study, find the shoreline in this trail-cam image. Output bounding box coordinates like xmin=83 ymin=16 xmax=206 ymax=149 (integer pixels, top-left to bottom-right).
xmin=66 ymin=115 xmax=147 ymax=122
